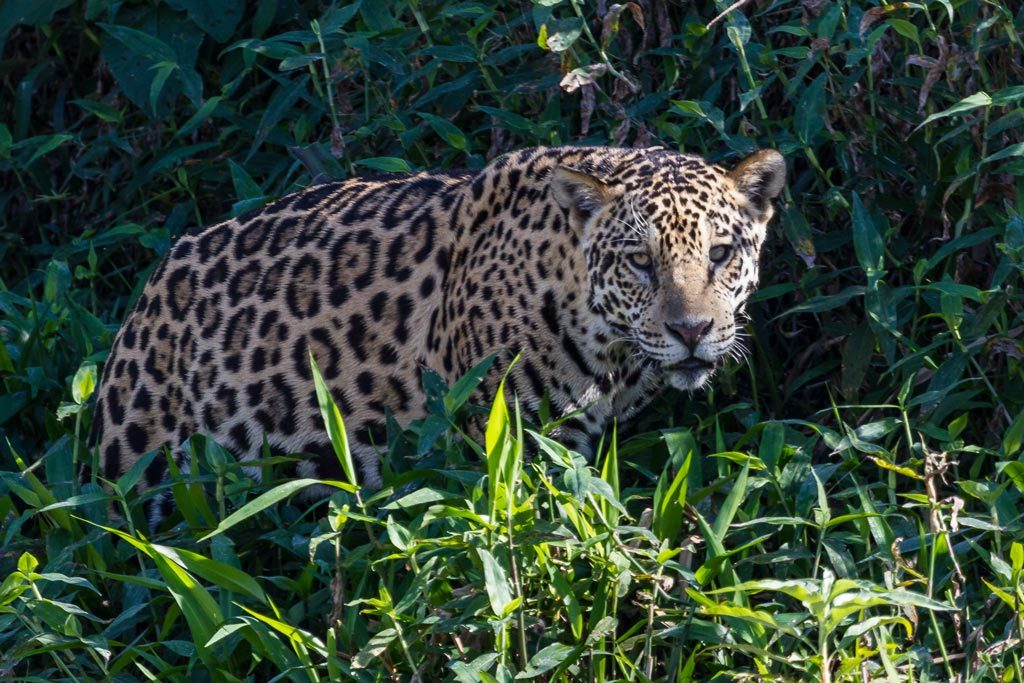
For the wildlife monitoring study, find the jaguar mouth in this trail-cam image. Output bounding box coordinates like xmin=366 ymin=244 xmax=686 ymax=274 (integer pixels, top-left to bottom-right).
xmin=664 ymin=357 xmax=714 ymax=373
xmin=663 ymin=356 xmax=716 ymax=390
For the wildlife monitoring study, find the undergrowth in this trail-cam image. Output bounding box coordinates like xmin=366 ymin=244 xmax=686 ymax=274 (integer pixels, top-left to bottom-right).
xmin=2 ymin=0 xmax=1024 ymax=680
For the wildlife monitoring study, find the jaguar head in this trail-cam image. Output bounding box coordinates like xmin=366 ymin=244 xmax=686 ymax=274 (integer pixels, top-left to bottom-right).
xmin=553 ymin=149 xmax=785 ymax=390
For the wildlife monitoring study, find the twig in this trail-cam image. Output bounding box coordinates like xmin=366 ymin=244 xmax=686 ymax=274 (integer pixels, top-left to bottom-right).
xmin=706 ymin=0 xmax=753 ymax=29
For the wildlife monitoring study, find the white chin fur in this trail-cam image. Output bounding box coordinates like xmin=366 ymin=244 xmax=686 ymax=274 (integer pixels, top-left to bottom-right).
xmin=666 ymin=369 xmax=713 ymax=391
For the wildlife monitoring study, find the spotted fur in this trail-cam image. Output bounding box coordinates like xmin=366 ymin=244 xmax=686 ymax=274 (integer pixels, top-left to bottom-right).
xmin=90 ymin=146 xmax=784 ymax=505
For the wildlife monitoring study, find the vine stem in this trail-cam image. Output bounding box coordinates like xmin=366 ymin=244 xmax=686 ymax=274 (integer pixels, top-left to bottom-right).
xmin=568 ymin=0 xmax=639 ymax=93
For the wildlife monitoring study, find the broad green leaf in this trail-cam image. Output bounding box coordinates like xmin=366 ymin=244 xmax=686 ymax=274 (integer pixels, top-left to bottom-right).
xmin=1000 ymin=461 xmax=1024 ymax=495
xmin=536 ymin=23 xmax=549 ymax=50
xmin=708 ymin=578 xmax=823 ymax=608
xmin=0 ymin=0 xmax=74 ymax=41
xmin=501 ymin=596 xmax=523 ymax=618
xmin=842 ymin=324 xmax=875 ymax=396
xmin=0 ymin=391 xmax=27 ymax=426
xmin=842 ymin=615 xmax=913 ymax=641
xmin=166 ymin=0 xmax=243 ymax=42
xmin=780 ymin=286 xmax=866 ymax=316
xmin=385 ymin=516 xmax=414 ymax=553
xmin=982 ymin=142 xmax=1024 ymax=165
xmin=356 ymin=156 xmax=412 ymax=173
xmin=759 ymin=422 xmax=785 ymax=473
xmin=0 ymin=573 xmax=30 ymax=607
xmin=888 ymin=19 xmax=919 ymax=44
xmin=419 ymin=112 xmax=468 ymax=150
xmin=1010 ymin=542 xmax=1023 ymax=573
xmin=420 ymin=45 xmax=478 ymax=63
xmin=310 ymin=353 xmax=359 ymax=488
xmin=98 ymin=9 xmax=203 ymax=115
xmin=795 ymin=73 xmax=827 ymax=144
xmin=696 ymin=532 xmax=776 ymax=586
xmin=29 ymin=572 xmax=100 ymax=594
xmin=485 ymin=374 xmax=510 ymax=457
xmin=485 ymin=357 xmax=517 ymax=521
xmin=828 ymin=588 xmax=952 ymax=629
xmin=712 ymin=461 xmax=750 ymax=543
xmin=550 ymin=569 xmax=582 ymax=639
xmin=727 ymin=22 xmax=751 ymax=49
xmin=115 ymin=448 xmax=160 ymax=494
xmin=700 ymin=603 xmax=786 ymax=631
xmin=516 ymin=642 xmax=577 ymax=678
xmin=17 ymin=552 xmax=39 ymax=574
xmin=148 ymin=61 xmax=177 ymax=116
xmin=36 ymin=492 xmax=112 ymax=513
xmin=915 ymin=91 xmax=992 ymax=130
xmin=23 ymin=133 xmax=73 ymax=166
xmin=544 ymin=18 xmax=582 ymax=52
xmin=248 ymin=74 xmax=309 ymax=157
xmin=476 ymin=548 xmax=513 ymax=617
xmin=174 ymin=95 xmax=223 ymax=139
xmin=228 ymin=159 xmax=263 ymax=201
xmin=70 ymin=362 xmax=97 ymax=405
xmin=1002 ymin=410 xmax=1024 ymax=456
xmin=851 ymin=193 xmax=885 ymax=279
xmin=98 ymin=23 xmax=178 ymax=62
xmin=781 ymin=205 xmax=815 ymax=266
xmin=153 ymin=545 xmax=268 ymax=603
xmin=598 ymin=423 xmax=621 ymax=526
xmin=475 ymin=106 xmax=540 ymax=134
xmin=811 ymin=467 xmax=830 ymax=526
xmin=353 ymin=627 xmax=398 ymax=669
xmin=825 ymin=511 xmax=885 ymax=529
xmin=94 ymin=522 xmax=224 ymax=666
xmin=445 ymin=353 xmax=495 ymax=414
xmin=652 ymin=443 xmax=692 ymax=542
xmin=200 ymin=478 xmax=348 ymax=541
xmin=238 ymin=604 xmax=327 ymax=654
xmin=382 ymin=487 xmax=451 ymax=510
xmin=991 ymin=85 xmax=1024 ymax=106
xmin=982 ymin=579 xmax=1015 ymax=609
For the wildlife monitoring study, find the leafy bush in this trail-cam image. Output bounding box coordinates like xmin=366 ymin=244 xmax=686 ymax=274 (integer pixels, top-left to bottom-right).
xmin=2 ymin=0 xmax=1023 ymax=680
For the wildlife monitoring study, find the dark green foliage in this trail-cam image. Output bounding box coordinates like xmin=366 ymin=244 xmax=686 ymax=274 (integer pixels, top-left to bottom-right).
xmin=1 ymin=0 xmax=1023 ymax=680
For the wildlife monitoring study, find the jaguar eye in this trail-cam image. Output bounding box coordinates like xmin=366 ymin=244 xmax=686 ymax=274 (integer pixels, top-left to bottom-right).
xmin=709 ymin=245 xmax=732 ymax=264
xmin=627 ymin=252 xmax=653 ymax=271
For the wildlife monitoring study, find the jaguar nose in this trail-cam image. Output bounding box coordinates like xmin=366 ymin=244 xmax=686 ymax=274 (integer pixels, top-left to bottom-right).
xmin=665 ymin=319 xmax=713 ymax=351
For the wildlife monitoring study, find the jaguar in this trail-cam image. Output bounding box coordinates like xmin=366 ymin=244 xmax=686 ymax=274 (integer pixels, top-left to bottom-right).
xmin=89 ymin=145 xmax=784 ymax=517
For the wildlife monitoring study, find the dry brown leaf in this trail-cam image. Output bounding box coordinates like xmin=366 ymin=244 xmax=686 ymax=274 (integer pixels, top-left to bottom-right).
xmin=633 ymin=123 xmax=653 ymax=147
xmin=487 ymin=120 xmax=508 ymax=161
xmin=810 ymin=37 xmax=830 ymax=55
xmin=613 ymin=117 xmax=631 ymax=146
xmin=802 ymin=0 xmax=826 ymax=19
xmin=909 ymin=35 xmax=949 ymax=111
xmin=560 ymin=63 xmax=609 ymax=93
xmin=988 ymin=337 xmax=1024 ymax=360
xmin=601 ymin=3 xmax=646 ymax=48
xmin=580 ymin=84 xmax=597 ymax=137
xmin=612 ymin=76 xmax=634 ymax=102
xmin=859 ymin=6 xmax=889 ymax=38
xmin=653 ymin=0 xmax=671 ymax=47
xmin=329 ymin=126 xmax=346 ymax=160
xmin=859 ymin=2 xmax=917 ymax=38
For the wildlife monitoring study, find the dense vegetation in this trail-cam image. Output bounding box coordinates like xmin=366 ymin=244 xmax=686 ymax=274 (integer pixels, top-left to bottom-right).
xmin=2 ymin=0 xmax=1023 ymax=680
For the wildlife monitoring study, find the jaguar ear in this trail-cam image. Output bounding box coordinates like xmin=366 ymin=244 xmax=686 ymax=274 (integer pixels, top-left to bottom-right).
xmin=551 ymin=166 xmax=611 ymax=229
xmin=729 ymin=149 xmax=786 ymax=221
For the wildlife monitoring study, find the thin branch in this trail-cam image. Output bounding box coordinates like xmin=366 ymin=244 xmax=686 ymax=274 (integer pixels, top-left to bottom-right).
xmin=706 ymin=0 xmax=753 ymax=29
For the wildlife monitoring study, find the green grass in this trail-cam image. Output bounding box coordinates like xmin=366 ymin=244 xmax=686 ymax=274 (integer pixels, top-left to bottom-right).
xmin=2 ymin=0 xmax=1024 ymax=680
